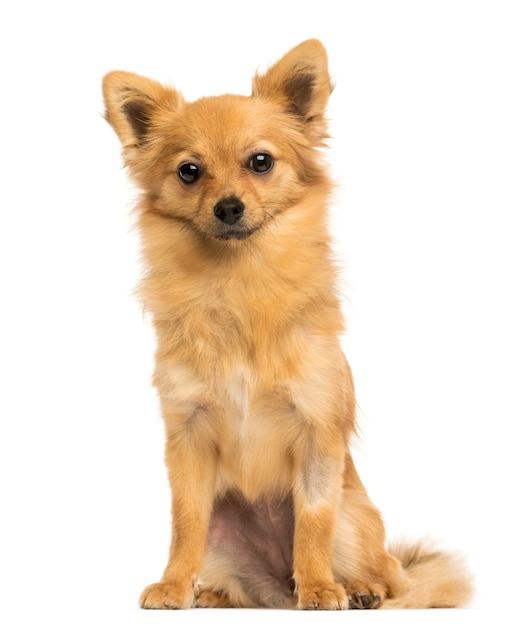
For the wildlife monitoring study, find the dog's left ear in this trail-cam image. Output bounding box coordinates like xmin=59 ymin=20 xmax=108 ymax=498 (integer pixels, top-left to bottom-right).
xmin=252 ymin=39 xmax=333 ymax=140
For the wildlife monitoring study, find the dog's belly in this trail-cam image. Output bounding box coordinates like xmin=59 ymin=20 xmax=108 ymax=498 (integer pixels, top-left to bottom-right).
xmin=203 ymin=489 xmax=295 ymax=607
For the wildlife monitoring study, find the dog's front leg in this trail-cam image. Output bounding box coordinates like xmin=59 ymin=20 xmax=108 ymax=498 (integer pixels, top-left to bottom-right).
xmin=140 ymin=406 xmax=217 ymax=609
xmin=292 ymin=447 xmax=348 ymax=610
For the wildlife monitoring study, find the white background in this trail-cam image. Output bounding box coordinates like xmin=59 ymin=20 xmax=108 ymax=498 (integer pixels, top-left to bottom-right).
xmin=1 ymin=1 xmax=528 ymax=625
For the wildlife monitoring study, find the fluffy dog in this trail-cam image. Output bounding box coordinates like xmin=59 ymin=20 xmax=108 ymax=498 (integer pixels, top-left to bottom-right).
xmin=102 ymin=39 xmax=473 ymax=610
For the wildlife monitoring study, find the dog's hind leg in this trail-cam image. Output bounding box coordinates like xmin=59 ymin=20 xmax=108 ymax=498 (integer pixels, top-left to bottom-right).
xmin=332 ymin=453 xmax=404 ymax=609
xmin=194 ymin=588 xmax=234 ymax=608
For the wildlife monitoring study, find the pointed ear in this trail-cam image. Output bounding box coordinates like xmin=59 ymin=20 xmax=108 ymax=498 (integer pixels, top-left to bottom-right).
xmin=252 ymin=39 xmax=333 ymax=137
xmin=102 ymin=71 xmax=182 ymax=146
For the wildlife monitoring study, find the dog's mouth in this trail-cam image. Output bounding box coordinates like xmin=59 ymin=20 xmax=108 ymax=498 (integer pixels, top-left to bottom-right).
xmin=214 ymin=225 xmax=260 ymax=241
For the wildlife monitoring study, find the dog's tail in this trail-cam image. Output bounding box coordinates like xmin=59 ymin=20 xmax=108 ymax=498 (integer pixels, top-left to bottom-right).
xmin=384 ymin=540 xmax=474 ymax=608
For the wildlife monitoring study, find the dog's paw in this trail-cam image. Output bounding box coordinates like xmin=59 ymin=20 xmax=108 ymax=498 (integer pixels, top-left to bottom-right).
xmin=297 ymin=582 xmax=348 ymax=610
xmin=345 ymin=581 xmax=385 ymax=609
xmin=139 ymin=581 xmax=194 ymax=609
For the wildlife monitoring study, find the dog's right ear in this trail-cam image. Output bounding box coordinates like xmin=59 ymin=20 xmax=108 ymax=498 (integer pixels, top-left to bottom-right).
xmin=102 ymin=71 xmax=181 ymax=147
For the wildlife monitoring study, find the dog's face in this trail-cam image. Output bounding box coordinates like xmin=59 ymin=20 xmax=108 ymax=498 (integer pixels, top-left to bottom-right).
xmin=139 ymin=95 xmax=317 ymax=242
xmin=103 ymin=40 xmax=332 ymax=244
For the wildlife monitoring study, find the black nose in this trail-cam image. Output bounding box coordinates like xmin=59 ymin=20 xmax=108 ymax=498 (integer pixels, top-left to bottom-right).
xmin=213 ymin=198 xmax=245 ymax=225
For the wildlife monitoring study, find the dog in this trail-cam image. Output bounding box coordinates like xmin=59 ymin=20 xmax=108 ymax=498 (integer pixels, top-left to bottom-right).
xmin=102 ymin=39 xmax=473 ymax=610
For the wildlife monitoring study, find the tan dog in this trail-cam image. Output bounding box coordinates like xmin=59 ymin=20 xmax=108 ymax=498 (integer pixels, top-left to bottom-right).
xmin=102 ymin=39 xmax=473 ymax=610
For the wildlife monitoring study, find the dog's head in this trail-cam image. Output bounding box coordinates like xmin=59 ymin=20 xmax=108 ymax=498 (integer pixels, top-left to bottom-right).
xmin=103 ymin=40 xmax=332 ymax=243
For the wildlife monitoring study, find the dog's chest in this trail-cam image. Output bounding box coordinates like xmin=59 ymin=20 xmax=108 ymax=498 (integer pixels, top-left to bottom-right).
xmin=215 ymin=366 xmax=299 ymax=494
xmin=221 ymin=365 xmax=277 ymax=446
xmin=225 ymin=364 xmax=252 ymax=423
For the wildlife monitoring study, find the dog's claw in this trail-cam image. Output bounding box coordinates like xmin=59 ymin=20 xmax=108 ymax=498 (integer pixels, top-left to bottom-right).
xmin=348 ymin=591 xmax=381 ymax=609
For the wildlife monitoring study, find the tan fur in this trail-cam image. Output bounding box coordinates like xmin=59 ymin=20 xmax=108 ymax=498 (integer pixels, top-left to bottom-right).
xmin=102 ymin=39 xmax=473 ymax=610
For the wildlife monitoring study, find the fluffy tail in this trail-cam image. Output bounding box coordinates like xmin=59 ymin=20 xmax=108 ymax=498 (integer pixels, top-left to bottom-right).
xmin=384 ymin=541 xmax=474 ymax=608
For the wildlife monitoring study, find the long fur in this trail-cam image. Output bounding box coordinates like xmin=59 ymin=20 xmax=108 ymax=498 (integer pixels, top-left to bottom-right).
xmin=102 ymin=39 xmax=473 ymax=610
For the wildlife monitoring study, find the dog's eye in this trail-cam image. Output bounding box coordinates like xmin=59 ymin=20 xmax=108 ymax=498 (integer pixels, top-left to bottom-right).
xmin=178 ymin=162 xmax=201 ymax=184
xmin=249 ymin=153 xmax=274 ymax=175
